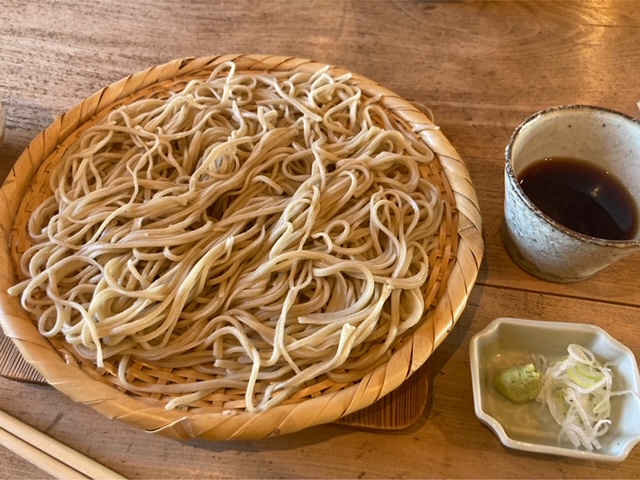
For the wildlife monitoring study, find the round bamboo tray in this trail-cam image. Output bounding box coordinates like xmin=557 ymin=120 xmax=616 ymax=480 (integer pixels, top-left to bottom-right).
xmin=0 ymin=55 xmax=483 ymax=440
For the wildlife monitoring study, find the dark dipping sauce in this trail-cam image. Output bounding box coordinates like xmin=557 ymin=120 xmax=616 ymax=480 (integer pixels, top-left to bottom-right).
xmin=518 ymin=157 xmax=639 ymax=241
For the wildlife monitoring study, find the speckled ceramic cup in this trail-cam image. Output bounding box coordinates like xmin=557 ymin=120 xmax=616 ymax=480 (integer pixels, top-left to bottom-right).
xmin=502 ymin=105 xmax=640 ymax=283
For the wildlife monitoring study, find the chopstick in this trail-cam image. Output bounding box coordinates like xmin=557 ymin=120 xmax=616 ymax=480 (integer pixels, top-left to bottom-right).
xmin=0 ymin=427 xmax=90 ymax=479
xmin=0 ymin=409 xmax=126 ymax=479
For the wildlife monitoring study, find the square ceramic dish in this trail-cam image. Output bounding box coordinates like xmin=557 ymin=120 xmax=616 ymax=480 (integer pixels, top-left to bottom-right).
xmin=470 ymin=317 xmax=640 ymax=462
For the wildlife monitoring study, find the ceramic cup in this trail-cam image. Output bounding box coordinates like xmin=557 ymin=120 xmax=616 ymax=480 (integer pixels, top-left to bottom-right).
xmin=502 ymin=104 xmax=640 ymax=283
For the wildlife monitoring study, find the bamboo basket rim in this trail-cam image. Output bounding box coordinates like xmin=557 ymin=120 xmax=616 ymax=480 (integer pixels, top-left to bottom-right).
xmin=0 ymin=55 xmax=483 ymax=440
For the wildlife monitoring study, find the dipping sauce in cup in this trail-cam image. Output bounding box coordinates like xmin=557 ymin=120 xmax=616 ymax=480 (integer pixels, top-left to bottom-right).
xmin=502 ymin=105 xmax=640 ymax=283
xmin=518 ymin=156 xmax=638 ymax=241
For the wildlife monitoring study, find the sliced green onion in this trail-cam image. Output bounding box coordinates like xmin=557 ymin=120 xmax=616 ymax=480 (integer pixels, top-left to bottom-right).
xmin=536 ymin=344 xmax=616 ymax=451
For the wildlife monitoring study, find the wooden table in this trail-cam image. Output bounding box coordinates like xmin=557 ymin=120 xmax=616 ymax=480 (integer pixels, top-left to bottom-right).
xmin=1 ymin=0 xmax=640 ymax=478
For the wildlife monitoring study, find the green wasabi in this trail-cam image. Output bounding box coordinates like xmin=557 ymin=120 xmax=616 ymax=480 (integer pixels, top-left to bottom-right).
xmin=494 ymin=363 xmax=542 ymax=404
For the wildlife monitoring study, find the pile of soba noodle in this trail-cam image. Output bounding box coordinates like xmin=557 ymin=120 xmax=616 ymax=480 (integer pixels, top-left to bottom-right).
xmin=10 ymin=62 xmax=444 ymax=412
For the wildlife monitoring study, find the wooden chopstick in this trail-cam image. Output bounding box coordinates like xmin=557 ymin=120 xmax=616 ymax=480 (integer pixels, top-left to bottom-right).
xmin=0 ymin=427 xmax=90 ymax=479
xmin=0 ymin=409 xmax=126 ymax=479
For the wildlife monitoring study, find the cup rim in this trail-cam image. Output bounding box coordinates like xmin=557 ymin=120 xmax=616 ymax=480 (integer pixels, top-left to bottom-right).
xmin=505 ymin=104 xmax=640 ymax=248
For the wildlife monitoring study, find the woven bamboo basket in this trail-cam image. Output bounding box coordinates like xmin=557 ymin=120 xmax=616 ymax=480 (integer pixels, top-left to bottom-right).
xmin=0 ymin=55 xmax=483 ymax=440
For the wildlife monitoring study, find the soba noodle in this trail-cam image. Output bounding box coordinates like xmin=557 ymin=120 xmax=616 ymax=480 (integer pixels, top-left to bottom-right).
xmin=9 ymin=62 xmax=444 ymax=412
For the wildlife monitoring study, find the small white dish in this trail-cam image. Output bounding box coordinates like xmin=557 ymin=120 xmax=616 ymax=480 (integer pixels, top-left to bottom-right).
xmin=470 ymin=317 xmax=640 ymax=462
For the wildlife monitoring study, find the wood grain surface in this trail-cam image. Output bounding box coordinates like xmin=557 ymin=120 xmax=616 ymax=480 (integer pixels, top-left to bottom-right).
xmin=1 ymin=0 xmax=640 ymax=478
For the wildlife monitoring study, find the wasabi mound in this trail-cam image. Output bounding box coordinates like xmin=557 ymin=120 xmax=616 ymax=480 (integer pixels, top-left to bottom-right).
xmin=494 ymin=363 xmax=542 ymax=403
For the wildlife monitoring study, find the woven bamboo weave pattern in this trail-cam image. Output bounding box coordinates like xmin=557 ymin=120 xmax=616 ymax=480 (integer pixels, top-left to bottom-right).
xmin=0 ymin=55 xmax=483 ymax=440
